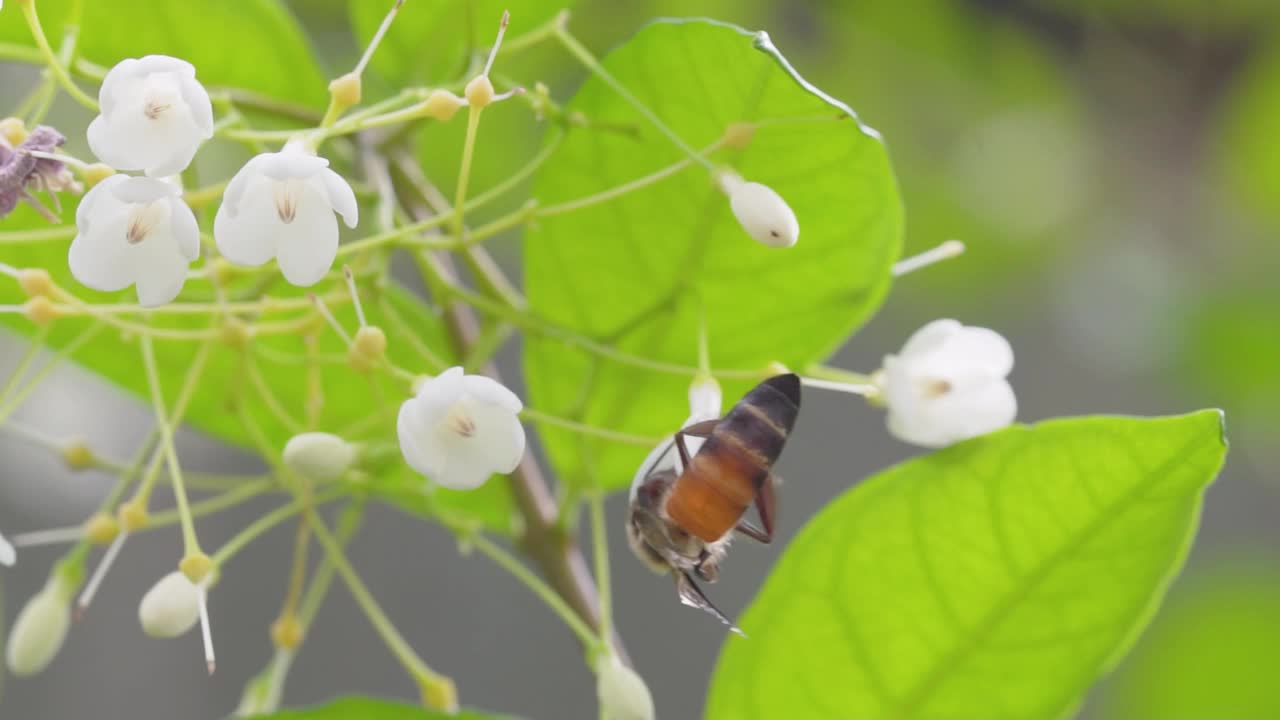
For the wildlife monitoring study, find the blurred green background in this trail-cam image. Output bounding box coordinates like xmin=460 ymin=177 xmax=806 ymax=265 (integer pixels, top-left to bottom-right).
xmin=3 ymin=0 xmax=1279 ymax=718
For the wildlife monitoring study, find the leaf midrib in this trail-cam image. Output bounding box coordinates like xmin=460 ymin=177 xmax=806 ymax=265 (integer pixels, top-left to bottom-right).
xmin=886 ymin=430 xmax=1210 ymax=719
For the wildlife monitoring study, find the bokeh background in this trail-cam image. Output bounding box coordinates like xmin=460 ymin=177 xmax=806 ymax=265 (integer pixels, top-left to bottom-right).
xmin=3 ymin=0 xmax=1279 ymax=718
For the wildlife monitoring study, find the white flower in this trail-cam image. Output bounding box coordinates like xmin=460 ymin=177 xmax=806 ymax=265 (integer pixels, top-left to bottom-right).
xmin=214 ymin=146 xmax=358 ymax=287
xmin=6 ymin=578 xmax=73 ymax=676
xmin=138 ymin=571 xmax=201 ymax=638
xmin=68 ymin=175 xmax=200 ymax=307
xmin=595 ymin=654 xmax=655 ymax=720
xmin=283 ymin=432 xmax=355 ymax=483
xmin=87 ymin=55 xmax=213 ymax=177
xmin=0 ymin=529 xmax=14 ymax=566
xmin=717 ymin=171 xmax=799 ymax=248
xmin=397 ymin=366 xmax=525 ymax=490
xmin=881 ymin=319 xmax=1016 ymax=448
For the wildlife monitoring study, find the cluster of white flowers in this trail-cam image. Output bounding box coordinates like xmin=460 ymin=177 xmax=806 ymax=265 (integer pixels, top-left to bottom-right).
xmin=68 ymin=56 xmax=357 ymax=307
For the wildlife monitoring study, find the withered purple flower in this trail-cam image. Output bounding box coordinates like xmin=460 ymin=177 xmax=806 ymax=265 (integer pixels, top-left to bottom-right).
xmin=0 ymin=125 xmax=82 ymax=223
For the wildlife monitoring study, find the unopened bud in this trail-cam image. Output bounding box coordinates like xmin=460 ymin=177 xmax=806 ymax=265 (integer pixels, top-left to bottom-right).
xmin=84 ymin=513 xmax=120 ymax=545
xmin=328 ymin=72 xmax=362 ymax=110
xmin=270 ymin=615 xmax=304 ymax=650
xmin=211 ymin=257 xmax=238 ymax=286
xmin=283 ymin=432 xmax=355 ymax=483
xmin=347 ymin=325 xmax=387 ymax=372
xmin=138 ymin=571 xmax=200 ymax=638
xmin=82 ymin=163 xmax=116 ymax=188
xmin=118 ymin=501 xmax=149 ymax=531
xmin=0 ymin=117 xmax=27 ymax=146
xmin=418 ymin=673 xmax=459 ymax=713
xmin=24 ymin=296 xmax=60 ymax=325
xmin=6 ymin=578 xmax=73 ymax=676
xmin=18 ymin=268 xmax=53 ymax=298
xmin=422 ymin=90 xmax=464 ymax=122
xmin=687 ymin=374 xmax=722 ymax=421
xmin=717 ymin=171 xmax=799 ymax=249
xmin=465 ymin=75 xmax=495 ymax=109
xmin=62 ymin=439 xmax=95 ymax=470
xmin=179 ymin=551 xmax=213 ymax=584
xmin=220 ymin=317 xmax=252 ymax=348
xmin=722 ymin=122 xmax=755 ymax=150
xmin=595 ymin=654 xmax=655 ymax=720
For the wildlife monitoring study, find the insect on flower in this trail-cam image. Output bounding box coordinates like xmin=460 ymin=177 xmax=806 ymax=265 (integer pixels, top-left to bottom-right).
xmin=627 ymin=373 xmax=801 ymax=632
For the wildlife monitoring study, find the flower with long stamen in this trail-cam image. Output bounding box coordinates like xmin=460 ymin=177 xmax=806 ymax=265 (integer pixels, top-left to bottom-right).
xmin=67 ymin=175 xmax=200 ymax=307
xmin=214 ymin=145 xmax=358 ymax=287
xmin=879 ymin=319 xmax=1016 ymax=448
xmin=397 ymin=366 xmax=525 ymax=490
xmin=138 ymin=570 xmax=201 ymax=638
xmin=0 ymin=529 xmax=14 ymax=566
xmin=87 ymin=55 xmax=213 ymax=177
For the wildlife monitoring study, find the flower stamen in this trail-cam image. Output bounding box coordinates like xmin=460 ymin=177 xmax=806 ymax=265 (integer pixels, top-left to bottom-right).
xmin=76 ymin=531 xmax=128 ymax=619
xmin=444 ymin=404 xmax=477 ymax=438
xmin=126 ymin=200 xmax=167 ymax=245
xmin=272 ymin=179 xmax=302 ymax=224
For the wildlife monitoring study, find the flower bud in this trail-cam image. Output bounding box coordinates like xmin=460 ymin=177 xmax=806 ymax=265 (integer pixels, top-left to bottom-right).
xmin=348 ymin=325 xmax=387 ymax=372
xmin=595 ymin=654 xmax=655 ymax=720
xmin=220 ymin=316 xmax=253 ymax=348
xmin=23 ymin=296 xmax=60 ymax=325
xmin=721 ymin=122 xmax=755 ymax=150
xmin=465 ymin=75 xmax=495 ymax=109
xmin=18 ymin=268 xmax=53 ymax=298
xmin=687 ymin=374 xmax=722 ymax=422
xmin=62 ymin=439 xmax=95 ymax=470
xmin=283 ymin=432 xmax=355 ymax=483
xmin=422 ymin=90 xmax=464 ymax=122
xmin=138 ymin=571 xmax=200 ymax=638
xmin=180 ymin=551 xmax=213 ymax=583
xmin=82 ymin=162 xmax=116 ymax=188
xmin=1 ymin=117 xmax=28 ymax=145
xmin=270 ymin=615 xmax=304 ymax=650
xmin=7 ymin=578 xmax=73 ymax=675
xmin=328 ymin=72 xmax=362 ymax=110
xmin=84 ymin=512 xmax=120 ymax=545
xmin=717 ymin=171 xmax=799 ymax=248
xmin=118 ymin=501 xmax=149 ymax=531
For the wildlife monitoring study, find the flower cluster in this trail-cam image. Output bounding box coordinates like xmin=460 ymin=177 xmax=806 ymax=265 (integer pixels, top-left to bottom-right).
xmin=67 ymin=55 xmax=358 ymax=307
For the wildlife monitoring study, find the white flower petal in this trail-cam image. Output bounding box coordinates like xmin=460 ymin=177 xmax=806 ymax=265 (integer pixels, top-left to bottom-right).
xmin=87 ymin=55 xmax=211 ymax=176
xmin=0 ymin=531 xmax=14 ymax=567
xmin=220 ymin=154 xmax=274 ymax=216
xmin=461 ymin=374 xmax=523 ymax=413
xmin=275 ymin=190 xmax=339 ymax=286
xmin=134 ymin=54 xmax=195 ymax=76
xmin=459 ymin=395 xmax=526 ymax=473
xmin=68 ymin=200 xmax=135 ymax=293
xmin=319 ymin=168 xmax=359 ymax=228
xmin=110 ymin=176 xmax=176 ymax=204
xmin=169 ymin=198 xmax=201 ymax=261
xmin=397 ymin=399 xmax=442 ymax=478
xmin=138 ymin=571 xmax=201 ymax=638
xmin=898 ymin=318 xmax=963 ymax=359
xmin=258 ymin=151 xmax=329 ymax=180
xmin=214 ymin=176 xmax=281 ymax=267
xmin=411 ymin=366 xmax=466 ymax=421
xmin=133 ymin=239 xmax=191 ymax=307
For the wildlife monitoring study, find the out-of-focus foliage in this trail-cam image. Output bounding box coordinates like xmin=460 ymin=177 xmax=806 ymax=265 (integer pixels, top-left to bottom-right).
xmin=707 ymin=412 xmax=1227 ymax=720
xmin=1097 ymin=554 xmax=1280 ymax=720
xmin=245 ymin=696 xmax=516 ymax=719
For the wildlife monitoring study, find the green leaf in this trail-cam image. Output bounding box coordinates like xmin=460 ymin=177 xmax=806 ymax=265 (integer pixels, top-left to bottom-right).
xmin=348 ymin=0 xmax=571 ymax=88
xmin=1096 ymin=553 xmax=1280 ymax=720
xmin=242 ymin=695 xmax=517 ymax=720
xmin=0 ymin=0 xmax=327 ymax=104
xmin=523 ymin=19 xmax=902 ymax=491
xmin=706 ymin=411 xmax=1228 ymax=720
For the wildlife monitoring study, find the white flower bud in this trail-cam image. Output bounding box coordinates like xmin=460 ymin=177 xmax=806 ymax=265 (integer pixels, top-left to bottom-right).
xmin=718 ymin=171 xmax=799 ymax=248
xmin=138 ymin=571 xmax=201 ymax=638
xmin=0 ymin=529 xmax=14 ymax=566
xmin=7 ymin=580 xmax=73 ymax=676
xmin=283 ymin=432 xmax=356 ymax=483
xmin=881 ymin=319 xmax=1017 ymax=448
xmin=87 ymin=55 xmax=213 ymax=177
xmin=686 ymin=374 xmax=722 ymax=425
xmin=595 ymin=654 xmax=655 ymax=720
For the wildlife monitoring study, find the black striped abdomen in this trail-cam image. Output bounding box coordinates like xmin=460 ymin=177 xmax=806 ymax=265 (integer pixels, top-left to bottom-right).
xmin=666 ymin=374 xmax=800 ymax=542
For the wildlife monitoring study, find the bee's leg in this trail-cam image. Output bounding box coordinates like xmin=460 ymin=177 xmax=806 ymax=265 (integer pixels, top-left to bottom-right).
xmin=735 ymin=474 xmax=777 ymax=544
xmin=675 ymin=571 xmax=744 ymax=636
xmin=674 ymin=419 xmax=720 ymax=468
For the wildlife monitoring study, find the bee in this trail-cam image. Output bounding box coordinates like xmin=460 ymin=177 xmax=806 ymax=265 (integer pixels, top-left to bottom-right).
xmin=626 ymin=373 xmax=800 ymax=633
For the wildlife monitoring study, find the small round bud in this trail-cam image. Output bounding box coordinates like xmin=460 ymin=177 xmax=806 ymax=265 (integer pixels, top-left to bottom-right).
xmin=283 ymin=432 xmax=356 ymax=483
xmin=118 ymin=501 xmax=149 ymax=531
xmin=211 ymin=256 xmax=238 ymax=286
xmin=139 ymin=571 xmax=201 ymax=638
xmin=220 ymin=317 xmax=253 ymax=348
xmin=84 ymin=513 xmax=120 ymax=545
xmin=464 ymin=75 xmax=496 ymax=109
xmin=722 ymin=122 xmax=756 ymax=150
xmin=270 ymin=615 xmax=304 ymax=650
xmin=422 ymin=90 xmax=464 ymax=122
xmin=595 ymin=654 xmax=655 ymax=720
xmin=6 ymin=582 xmax=72 ymax=676
xmin=62 ymin=440 xmax=95 ymax=470
xmin=418 ymin=673 xmax=459 ymax=713
xmin=328 ymin=72 xmax=362 ymax=110
xmin=23 ymin=296 xmax=60 ymax=325
xmin=179 ymin=551 xmax=213 ymax=584
xmin=18 ymin=269 xmax=53 ymax=298
xmin=82 ymin=162 xmax=116 ymax=188
xmin=716 ymin=170 xmax=800 ymax=248
xmin=0 ymin=116 xmax=28 ymax=146
xmin=347 ymin=325 xmax=387 ymax=372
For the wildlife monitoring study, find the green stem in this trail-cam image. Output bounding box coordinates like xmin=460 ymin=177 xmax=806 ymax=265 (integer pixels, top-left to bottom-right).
xmin=537 ymin=141 xmax=722 ymax=218
xmin=588 ymin=491 xmax=613 ymax=646
xmin=451 ymin=106 xmax=484 ymax=241
xmin=210 ymin=492 xmax=335 ymax=567
xmin=20 ymin=0 xmax=97 ymax=110
xmin=520 ymin=407 xmax=661 ymax=446
xmin=471 ymin=533 xmax=602 ymax=651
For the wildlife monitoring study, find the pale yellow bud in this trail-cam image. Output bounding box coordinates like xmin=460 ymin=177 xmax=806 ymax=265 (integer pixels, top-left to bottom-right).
xmin=465 ymin=75 xmax=495 ymax=109
xmin=283 ymin=432 xmax=355 ymax=483
xmin=0 ymin=117 xmax=28 ymax=146
xmin=348 ymin=325 xmax=387 ymax=372
xmin=23 ymin=296 xmax=59 ymax=325
xmin=220 ymin=317 xmax=252 ymax=348
xmin=84 ymin=513 xmax=120 ymax=545
xmin=328 ymin=72 xmax=362 ymax=110
xmin=62 ymin=439 xmax=95 ymax=470
xmin=18 ymin=269 xmax=53 ymax=298
xmin=422 ymin=90 xmax=464 ymax=122
xmin=722 ymin=122 xmax=756 ymax=150
xmin=179 ymin=551 xmax=213 ymax=584
xmin=270 ymin=615 xmax=304 ymax=650
xmin=119 ymin=501 xmax=149 ymax=532
xmin=82 ymin=163 xmax=116 ymax=188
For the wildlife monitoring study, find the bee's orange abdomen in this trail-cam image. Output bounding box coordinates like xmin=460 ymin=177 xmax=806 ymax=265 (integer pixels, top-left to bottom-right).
xmin=665 ymin=374 xmax=800 ymax=543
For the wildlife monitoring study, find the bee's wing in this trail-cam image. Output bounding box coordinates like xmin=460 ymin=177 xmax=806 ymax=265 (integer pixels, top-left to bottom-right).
xmin=675 ymin=571 xmax=746 ymax=637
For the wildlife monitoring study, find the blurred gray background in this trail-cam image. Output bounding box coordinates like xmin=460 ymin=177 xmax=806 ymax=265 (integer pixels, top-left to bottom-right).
xmin=3 ymin=1 xmax=1280 ymax=719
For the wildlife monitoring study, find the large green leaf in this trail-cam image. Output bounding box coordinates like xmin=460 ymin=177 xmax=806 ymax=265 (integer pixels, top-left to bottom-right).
xmin=243 ymin=695 xmax=517 ymax=720
xmin=0 ymin=0 xmax=327 ymax=104
xmin=523 ymin=19 xmax=901 ymax=491
xmin=706 ymin=411 xmax=1227 ymax=720
xmin=1096 ymin=554 xmax=1280 ymax=720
